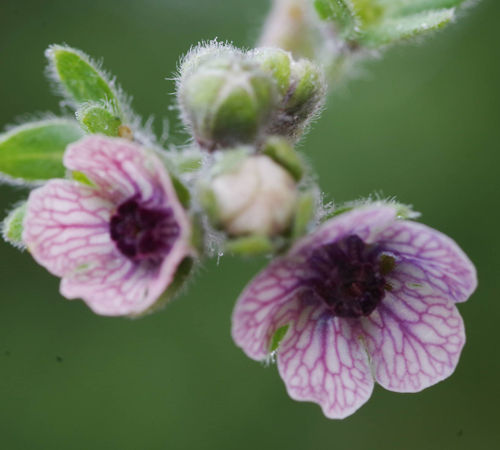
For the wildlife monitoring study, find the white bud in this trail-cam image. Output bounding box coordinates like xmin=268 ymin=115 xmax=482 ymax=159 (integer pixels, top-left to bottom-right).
xmin=210 ymin=155 xmax=298 ymax=236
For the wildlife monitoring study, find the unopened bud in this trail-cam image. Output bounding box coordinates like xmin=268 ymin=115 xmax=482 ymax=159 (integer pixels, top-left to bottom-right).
xmin=252 ymin=48 xmax=326 ymax=140
xmin=177 ymin=43 xmax=277 ymax=150
xmin=202 ymin=153 xmax=298 ymax=237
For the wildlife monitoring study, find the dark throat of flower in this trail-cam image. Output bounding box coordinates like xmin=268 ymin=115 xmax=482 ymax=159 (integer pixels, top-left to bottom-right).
xmin=305 ymin=234 xmax=394 ymax=318
xmin=109 ymin=196 xmax=180 ymax=264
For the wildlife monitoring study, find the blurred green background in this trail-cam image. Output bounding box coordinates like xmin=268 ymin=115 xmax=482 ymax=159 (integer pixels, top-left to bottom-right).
xmin=1 ymin=1 xmax=499 ymax=449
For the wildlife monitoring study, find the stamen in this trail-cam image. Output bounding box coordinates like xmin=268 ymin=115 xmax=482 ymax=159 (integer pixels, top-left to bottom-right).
xmin=305 ymin=235 xmax=388 ymax=318
xmin=110 ymin=196 xmax=180 ymax=264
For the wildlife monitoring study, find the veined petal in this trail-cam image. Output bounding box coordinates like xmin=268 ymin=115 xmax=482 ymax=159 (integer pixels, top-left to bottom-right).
xmin=64 ymin=136 xmax=168 ymax=206
xmin=60 ymin=240 xmax=189 ymax=316
xmin=378 ymin=220 xmax=477 ymax=303
xmin=293 ymin=203 xmax=397 ymax=256
xmin=23 ymin=179 xmax=115 ymax=277
xmin=277 ymin=306 xmax=374 ymax=419
xmin=231 ymin=257 xmax=306 ymax=360
xmin=360 ymin=290 xmax=465 ymax=393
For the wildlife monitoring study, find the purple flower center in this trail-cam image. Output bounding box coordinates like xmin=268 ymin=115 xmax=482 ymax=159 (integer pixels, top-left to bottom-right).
xmin=110 ymin=196 xmax=180 ymax=264
xmin=305 ymin=234 xmax=389 ymax=318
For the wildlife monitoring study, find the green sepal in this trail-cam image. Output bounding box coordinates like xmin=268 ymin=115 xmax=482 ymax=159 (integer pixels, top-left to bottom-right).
xmin=190 ymin=217 xmax=205 ymax=253
xmin=253 ymin=48 xmax=291 ymax=95
xmin=262 ymin=136 xmax=304 ymax=181
xmin=150 ymin=150 xmax=192 ymax=209
xmin=76 ymin=102 xmax=121 ymax=136
xmin=323 ymin=205 xmax=354 ymax=221
xmin=171 ymin=174 xmax=191 ymax=209
xmin=225 ymin=235 xmax=274 ymax=256
xmin=291 ymin=191 xmax=316 ymax=239
xmin=211 ymin=147 xmax=251 ymax=177
xmin=168 ymin=150 xmax=203 ymax=174
xmin=0 ymin=119 xmax=84 ymax=183
xmin=133 ymin=257 xmax=194 ymax=318
xmin=322 ymin=198 xmax=420 ymax=222
xmin=285 ymin=60 xmax=324 ymax=116
xmin=270 ymin=324 xmax=290 ymax=352
xmin=2 ymin=202 xmax=27 ymax=249
xmin=197 ymin=184 xmax=219 ymax=225
xmin=46 ymin=45 xmax=123 ymax=115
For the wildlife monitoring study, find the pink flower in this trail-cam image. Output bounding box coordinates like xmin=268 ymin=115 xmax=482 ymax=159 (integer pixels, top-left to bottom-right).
xmin=23 ymin=136 xmax=194 ymax=316
xmin=232 ymin=203 xmax=477 ymax=418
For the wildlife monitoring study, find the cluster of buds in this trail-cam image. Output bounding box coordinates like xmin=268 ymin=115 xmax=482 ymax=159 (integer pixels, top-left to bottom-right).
xmin=177 ymin=42 xmax=325 ymax=149
xmin=176 ymin=43 xmax=324 ymax=252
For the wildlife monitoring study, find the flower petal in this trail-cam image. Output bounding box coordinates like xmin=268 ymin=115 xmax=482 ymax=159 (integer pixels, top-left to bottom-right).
xmin=64 ymin=136 xmax=168 ymax=205
xmin=378 ymin=220 xmax=477 ymax=303
xmin=60 ymin=240 xmax=188 ymax=316
xmin=292 ymin=203 xmax=397 ymax=256
xmin=231 ymin=257 xmax=306 ymax=360
xmin=360 ymin=290 xmax=465 ymax=393
xmin=23 ymin=179 xmax=115 ymax=277
xmin=277 ymin=307 xmax=374 ymax=419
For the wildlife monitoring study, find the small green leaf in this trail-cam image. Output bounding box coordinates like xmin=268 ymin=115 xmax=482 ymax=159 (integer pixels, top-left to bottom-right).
xmin=0 ymin=119 xmax=84 ymax=183
xmin=362 ymin=8 xmax=455 ymax=46
xmin=270 ymin=325 xmax=290 ymax=352
xmin=2 ymin=202 xmax=27 ymax=249
xmin=262 ymin=136 xmax=304 ymax=181
xmin=292 ymin=191 xmax=316 ymax=239
xmin=225 ymin=235 xmax=274 ymax=256
xmin=76 ymin=102 xmax=121 ymax=136
xmin=46 ymin=45 xmax=123 ymax=115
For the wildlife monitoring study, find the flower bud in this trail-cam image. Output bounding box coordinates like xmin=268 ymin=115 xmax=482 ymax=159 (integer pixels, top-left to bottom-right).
xmin=252 ymin=48 xmax=326 ymax=140
xmin=177 ymin=43 xmax=277 ymax=150
xmin=202 ymin=152 xmax=298 ymax=237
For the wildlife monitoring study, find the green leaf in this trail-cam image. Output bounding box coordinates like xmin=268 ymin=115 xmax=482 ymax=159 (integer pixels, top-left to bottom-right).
xmin=351 ymin=0 xmax=385 ymax=26
xmin=2 ymin=202 xmax=27 ymax=249
xmin=0 ymin=119 xmax=84 ymax=183
xmin=76 ymin=102 xmax=121 ymax=136
xmin=315 ymin=0 xmax=461 ymax=48
xmin=379 ymin=0 xmax=466 ymax=16
xmin=314 ymin=0 xmax=357 ymax=36
xmin=46 ymin=45 xmax=123 ymax=115
xmin=291 ymin=191 xmax=316 ymax=239
xmin=361 ymin=8 xmax=455 ymax=46
xmin=225 ymin=235 xmax=274 ymax=256
xmin=270 ymin=325 xmax=289 ymax=352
